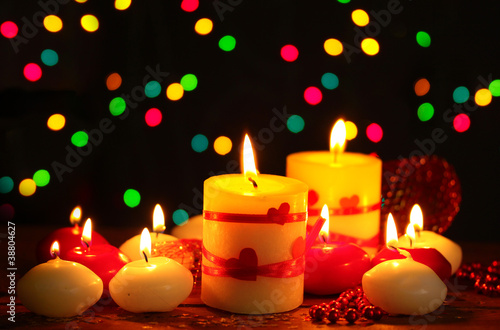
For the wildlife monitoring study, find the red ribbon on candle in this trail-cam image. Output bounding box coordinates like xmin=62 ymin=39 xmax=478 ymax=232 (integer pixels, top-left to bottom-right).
xmin=202 ymin=246 xmax=304 ymax=281
xmin=308 ymin=201 xmax=381 ymax=216
xmin=203 ymin=203 xmax=306 ymax=225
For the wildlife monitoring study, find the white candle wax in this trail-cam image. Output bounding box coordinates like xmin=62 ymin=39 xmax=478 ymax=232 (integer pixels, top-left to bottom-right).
xmin=362 ymin=257 xmax=447 ymax=315
xmin=202 ymin=174 xmax=307 ymax=314
xmin=109 ymin=257 xmax=193 ymax=313
xmin=18 ymin=257 xmax=103 ymax=318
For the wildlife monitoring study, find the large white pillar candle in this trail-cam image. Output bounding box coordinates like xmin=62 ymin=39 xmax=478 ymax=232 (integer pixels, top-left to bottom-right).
xmin=201 ymin=135 xmax=308 ymax=314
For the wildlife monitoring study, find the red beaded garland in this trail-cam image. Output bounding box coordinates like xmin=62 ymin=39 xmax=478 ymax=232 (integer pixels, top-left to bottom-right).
xmin=307 ymin=286 xmax=387 ymax=324
xmin=456 ymin=260 xmax=500 ymax=297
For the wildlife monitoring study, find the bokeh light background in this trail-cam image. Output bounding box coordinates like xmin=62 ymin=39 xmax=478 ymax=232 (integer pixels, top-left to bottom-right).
xmin=1 ymin=0 xmax=500 ymax=242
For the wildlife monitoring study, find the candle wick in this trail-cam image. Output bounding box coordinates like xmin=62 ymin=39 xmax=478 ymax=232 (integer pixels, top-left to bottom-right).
xmin=143 ymin=251 xmax=149 ymax=263
xmin=81 ymin=238 xmax=90 ymax=250
xmin=405 ymin=234 xmax=413 ymax=248
xmin=320 ymin=232 xmax=328 ymax=244
xmin=156 ymin=232 xmax=159 ymax=239
xmin=248 ymin=177 xmax=258 ymax=188
xmin=388 ymin=245 xmax=413 ymax=260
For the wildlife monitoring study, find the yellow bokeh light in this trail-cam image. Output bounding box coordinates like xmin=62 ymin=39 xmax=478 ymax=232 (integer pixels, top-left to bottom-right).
xmin=324 ymin=38 xmax=343 ymax=56
xmin=115 ymin=0 xmax=132 ymax=10
xmin=75 ymin=0 xmax=88 ymax=3
xmin=166 ymin=83 xmax=184 ymax=101
xmin=361 ymin=38 xmax=380 ymax=55
xmin=19 ymin=179 xmax=36 ymax=197
xmin=475 ymin=88 xmax=492 ymax=106
xmin=81 ymin=14 xmax=99 ymax=32
xmin=345 ymin=121 xmax=358 ymax=140
xmin=43 ymin=15 xmax=63 ymax=33
xmin=214 ymin=136 xmax=232 ymax=155
xmin=352 ymin=9 xmax=369 ymax=27
xmin=47 ymin=114 xmax=66 ymax=131
xmin=194 ymin=18 xmax=213 ymax=35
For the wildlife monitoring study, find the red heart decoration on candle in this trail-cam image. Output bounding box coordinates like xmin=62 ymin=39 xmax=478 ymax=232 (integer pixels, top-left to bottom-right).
xmin=225 ymin=248 xmax=258 ymax=281
xmin=340 ymin=195 xmax=360 ymax=209
xmin=267 ymin=202 xmax=290 ymax=225
xmin=308 ymin=190 xmax=319 ymax=207
xmin=291 ymin=236 xmax=305 ymax=259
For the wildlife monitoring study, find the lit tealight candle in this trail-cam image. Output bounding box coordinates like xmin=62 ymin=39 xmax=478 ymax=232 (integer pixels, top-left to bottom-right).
xmin=36 ymin=206 xmax=108 ymax=263
xmin=61 ymin=219 xmax=130 ymax=291
xmin=109 ymin=228 xmax=193 ymax=312
xmin=372 ymin=214 xmax=451 ymax=281
xmin=119 ymin=204 xmax=178 ymax=261
xmin=18 ymin=241 xmax=103 ymax=318
xmin=362 ymin=214 xmax=447 ymax=315
xmin=304 ymin=205 xmax=371 ymax=295
xmin=398 ymin=204 xmax=462 ymax=274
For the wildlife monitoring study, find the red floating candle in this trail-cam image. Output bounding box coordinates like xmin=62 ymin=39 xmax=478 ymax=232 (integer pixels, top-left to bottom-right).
xmin=304 ymin=205 xmax=371 ymax=295
xmin=372 ymin=214 xmax=451 ymax=281
xmin=61 ymin=219 xmax=129 ymax=292
xmin=36 ymin=206 xmax=109 ymax=263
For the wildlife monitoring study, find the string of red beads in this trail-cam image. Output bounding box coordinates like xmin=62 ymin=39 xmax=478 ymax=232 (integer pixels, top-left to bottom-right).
xmin=308 ymin=286 xmax=386 ymax=324
xmin=455 ymin=260 xmax=500 ymax=297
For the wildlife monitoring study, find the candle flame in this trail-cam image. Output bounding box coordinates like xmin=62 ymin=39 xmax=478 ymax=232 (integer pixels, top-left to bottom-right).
xmin=50 ymin=241 xmax=60 ymax=258
xmin=70 ymin=206 xmax=82 ymax=225
xmin=320 ymin=204 xmax=330 ymax=234
xmin=319 ymin=204 xmax=330 ymax=242
xmin=140 ymin=227 xmax=152 ymax=261
xmin=81 ymin=218 xmax=92 ymax=247
xmin=409 ymin=204 xmax=424 ymax=231
xmin=153 ymin=204 xmax=166 ymax=233
xmin=242 ymin=134 xmax=258 ymax=182
xmin=406 ymin=222 xmax=416 ymax=241
xmin=330 ymin=119 xmax=346 ymax=162
xmin=385 ymin=213 xmax=399 ymax=247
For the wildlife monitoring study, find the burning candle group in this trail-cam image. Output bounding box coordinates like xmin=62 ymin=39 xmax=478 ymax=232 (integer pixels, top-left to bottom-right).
xmin=19 ymin=120 xmax=463 ymax=318
xmin=363 ymin=210 xmax=451 ymax=315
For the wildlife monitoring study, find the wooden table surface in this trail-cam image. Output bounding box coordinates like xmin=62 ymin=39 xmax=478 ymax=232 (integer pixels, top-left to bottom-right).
xmin=2 ymin=225 xmax=499 ymax=329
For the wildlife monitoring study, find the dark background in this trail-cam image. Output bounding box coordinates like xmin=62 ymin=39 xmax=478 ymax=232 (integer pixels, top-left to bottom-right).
xmin=1 ymin=0 xmax=499 ymax=242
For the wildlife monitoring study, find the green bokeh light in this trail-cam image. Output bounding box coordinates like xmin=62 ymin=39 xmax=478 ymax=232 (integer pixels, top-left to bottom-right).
xmin=453 ymin=86 xmax=469 ymax=103
xmin=33 ymin=169 xmax=50 ymax=187
xmin=109 ymin=97 xmax=126 ymax=116
xmin=180 ymin=74 xmax=198 ymax=91
xmin=191 ymin=134 xmax=209 ymax=152
xmin=123 ymin=189 xmax=141 ymax=208
xmin=145 ymin=81 xmax=161 ymax=98
xmin=287 ymin=115 xmax=305 ymax=133
xmin=219 ymin=35 xmax=236 ymax=51
xmin=0 ymin=176 xmax=14 ymax=193
xmin=41 ymin=49 xmax=59 ymax=66
xmin=173 ymin=209 xmax=189 ymax=226
xmin=71 ymin=131 xmax=89 ymax=147
xmin=489 ymin=79 xmax=500 ymax=97
xmin=321 ymin=72 xmax=339 ymax=90
xmin=417 ymin=103 xmax=434 ymax=121
xmin=337 ymin=0 xmax=351 ymax=3
xmin=416 ymin=31 xmax=431 ymax=47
